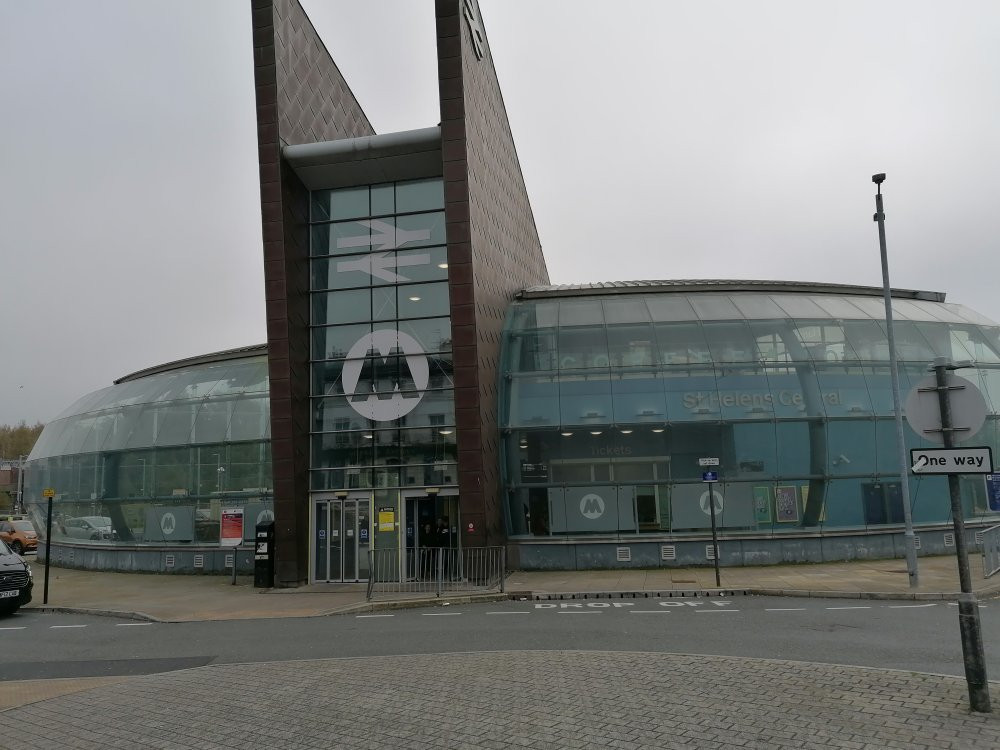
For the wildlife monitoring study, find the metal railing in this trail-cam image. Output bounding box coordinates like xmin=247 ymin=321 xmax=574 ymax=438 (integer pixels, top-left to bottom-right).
xmin=983 ymin=524 xmax=1000 ymax=579
xmin=367 ymin=546 xmax=506 ymax=601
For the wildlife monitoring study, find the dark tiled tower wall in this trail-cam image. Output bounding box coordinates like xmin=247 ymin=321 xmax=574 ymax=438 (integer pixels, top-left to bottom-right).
xmin=252 ymin=0 xmax=374 ymax=586
xmin=436 ymin=0 xmax=550 ymax=545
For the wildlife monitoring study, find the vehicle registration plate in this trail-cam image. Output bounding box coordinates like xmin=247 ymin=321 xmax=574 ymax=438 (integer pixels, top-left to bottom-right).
xmin=0 ymin=590 xmax=19 ymax=598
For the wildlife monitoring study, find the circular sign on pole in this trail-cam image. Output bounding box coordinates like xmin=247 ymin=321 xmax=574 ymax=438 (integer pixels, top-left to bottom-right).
xmin=904 ymin=374 xmax=988 ymax=444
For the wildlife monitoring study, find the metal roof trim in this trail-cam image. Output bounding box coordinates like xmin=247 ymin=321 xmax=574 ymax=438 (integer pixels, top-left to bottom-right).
xmin=114 ymin=344 xmax=269 ymax=384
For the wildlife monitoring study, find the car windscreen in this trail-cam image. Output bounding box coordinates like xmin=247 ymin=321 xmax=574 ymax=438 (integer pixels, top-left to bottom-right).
xmin=11 ymin=521 xmax=34 ymax=532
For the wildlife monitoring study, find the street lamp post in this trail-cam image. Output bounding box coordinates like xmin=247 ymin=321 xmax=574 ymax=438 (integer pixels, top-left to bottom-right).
xmin=872 ymin=173 xmax=919 ymax=589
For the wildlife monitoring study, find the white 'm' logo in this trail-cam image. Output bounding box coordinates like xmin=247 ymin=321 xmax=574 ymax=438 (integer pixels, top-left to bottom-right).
xmin=580 ymin=494 xmax=606 ymax=520
xmin=342 ymin=330 xmax=429 ymax=422
xmin=160 ymin=512 xmax=176 ymax=535
xmin=699 ymin=490 xmax=724 ymax=516
xmin=256 ymin=509 xmax=274 ymax=525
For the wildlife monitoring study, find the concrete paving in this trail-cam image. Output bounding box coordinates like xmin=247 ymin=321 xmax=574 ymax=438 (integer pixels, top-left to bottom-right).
xmin=3 ymin=651 xmax=999 ymax=749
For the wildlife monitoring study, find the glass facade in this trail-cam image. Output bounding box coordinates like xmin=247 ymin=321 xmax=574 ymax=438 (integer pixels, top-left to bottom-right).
xmin=309 ymin=178 xmax=455 ymax=491
xmin=499 ymin=291 xmax=1000 ymax=538
xmin=24 ymin=354 xmax=272 ymax=546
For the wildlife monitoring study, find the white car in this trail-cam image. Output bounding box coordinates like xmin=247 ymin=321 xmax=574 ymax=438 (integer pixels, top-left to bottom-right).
xmin=62 ymin=516 xmax=116 ymax=541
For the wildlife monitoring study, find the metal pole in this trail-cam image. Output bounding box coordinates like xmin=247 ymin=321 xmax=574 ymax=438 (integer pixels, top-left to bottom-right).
xmin=873 ymin=174 xmax=919 ymax=588
xmin=43 ymin=495 xmax=53 ymax=605
xmin=707 ymin=482 xmax=721 ymax=587
xmin=933 ymin=358 xmax=991 ymax=712
xmin=15 ymin=456 xmax=25 ymax=514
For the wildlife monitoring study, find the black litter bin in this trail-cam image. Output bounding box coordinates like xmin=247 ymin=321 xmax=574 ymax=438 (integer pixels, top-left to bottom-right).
xmin=254 ymin=521 xmax=275 ymax=588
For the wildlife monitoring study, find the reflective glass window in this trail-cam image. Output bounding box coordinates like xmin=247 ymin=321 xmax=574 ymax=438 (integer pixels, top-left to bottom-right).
xmin=558 ymin=326 xmax=609 ymax=369
xmin=312 ymin=323 xmax=372 ymax=362
xmin=654 ymin=323 xmax=711 ymax=366
xmin=611 ymin=371 xmax=667 ymax=424
xmin=312 ymin=289 xmax=370 ymax=325
xmin=399 ymin=317 xmax=452 ymax=354
xmin=558 ymin=300 xmax=604 ymax=326
xmin=645 ymin=295 xmax=697 ymax=323
xmin=311 ymin=186 xmax=369 ymax=222
xmin=606 ymin=324 xmax=656 ymax=367
xmin=398 ymin=281 xmax=449 ymax=319
xmin=689 ymin=295 xmax=742 ymax=321
xmin=372 ymin=286 xmax=397 ymax=321
xmin=774 ymin=422 xmax=811 ymax=476
xmin=507 ymin=375 xmax=559 ymax=427
xmin=558 ymin=373 xmax=613 ymax=426
xmin=396 ymin=179 xmax=444 ymax=213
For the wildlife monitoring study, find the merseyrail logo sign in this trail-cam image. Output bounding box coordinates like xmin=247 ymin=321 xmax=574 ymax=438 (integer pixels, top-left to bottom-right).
xmin=342 ymin=330 xmax=429 ymax=422
xmin=580 ymin=493 xmax=606 ymax=520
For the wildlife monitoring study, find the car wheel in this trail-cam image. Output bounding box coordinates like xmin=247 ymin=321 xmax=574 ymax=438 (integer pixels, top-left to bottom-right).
xmin=10 ymin=541 xmax=22 ymax=555
xmin=0 ymin=604 xmax=18 ymax=617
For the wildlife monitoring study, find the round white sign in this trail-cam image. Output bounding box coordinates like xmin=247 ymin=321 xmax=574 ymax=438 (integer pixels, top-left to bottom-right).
xmin=160 ymin=512 xmax=177 ymax=536
xmin=341 ymin=330 xmax=429 ymax=422
xmin=256 ymin=509 xmax=274 ymax=525
xmin=904 ymin=374 xmax=988 ymax=444
xmin=699 ymin=490 xmax=724 ymax=516
xmin=579 ymin=493 xmax=606 ymax=519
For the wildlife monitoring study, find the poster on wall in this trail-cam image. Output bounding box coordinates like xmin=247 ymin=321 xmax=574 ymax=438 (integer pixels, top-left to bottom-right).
xmin=220 ymin=508 xmax=244 ymax=547
xmin=753 ymin=486 xmax=771 ymax=524
xmin=775 ymin=486 xmax=799 ymax=523
xmin=378 ymin=508 xmax=396 ymax=532
xmin=987 ymin=475 xmax=1000 ymax=512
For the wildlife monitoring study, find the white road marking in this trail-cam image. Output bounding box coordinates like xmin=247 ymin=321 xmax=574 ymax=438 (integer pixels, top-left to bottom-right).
xmin=116 ymin=622 xmax=153 ymax=626
xmin=50 ymin=625 xmax=87 ymax=629
xmin=356 ymin=614 xmax=394 ymax=618
xmin=696 ymin=609 xmax=740 ymax=613
xmin=888 ymin=603 xmax=938 ymax=608
xmin=421 ymin=612 xmax=462 ymax=616
xmin=826 ymin=606 xmax=871 ymax=610
xmin=557 ymin=611 xmax=601 ymax=614
xmin=486 ymin=611 xmax=529 ymax=615
xmin=629 ymin=610 xmax=671 ymax=614
xmin=765 ymin=608 xmax=807 ymax=611
xmin=0 ymin=626 xmax=26 ymax=630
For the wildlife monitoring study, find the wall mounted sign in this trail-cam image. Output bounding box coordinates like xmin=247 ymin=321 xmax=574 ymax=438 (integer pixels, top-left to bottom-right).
xmin=775 ymin=486 xmax=799 ymax=523
xmin=221 ymin=508 xmax=243 ymax=547
xmin=342 ymin=330 xmax=429 ymax=421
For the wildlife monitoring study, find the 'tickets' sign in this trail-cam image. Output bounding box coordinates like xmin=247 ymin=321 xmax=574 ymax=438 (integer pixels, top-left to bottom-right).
xmin=221 ymin=508 xmax=244 ymax=547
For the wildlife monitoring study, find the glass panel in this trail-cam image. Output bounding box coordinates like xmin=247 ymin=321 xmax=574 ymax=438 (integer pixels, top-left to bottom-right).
xmin=775 ymin=422 xmax=811 ymax=476
xmin=312 ymin=431 xmax=375 ymax=472
xmin=312 ymin=289 xmax=370 ymax=325
xmin=689 ymin=295 xmax=742 ymax=321
xmin=394 ymin=211 xmax=447 ymax=248
xmin=371 ymin=184 xmax=394 ymax=216
xmin=702 ymin=321 xmax=759 ymax=363
xmin=311 ymin=221 xmax=378 ymax=257
xmin=344 ymin=502 xmax=357 ymax=580
xmin=372 ymin=287 xmax=397 ymax=321
xmin=558 ymin=326 xmax=609 ymax=369
xmin=611 ymin=371 xmax=667 ymax=423
xmin=664 ymin=370 xmax=717 ymax=422
xmin=357 ymin=500 xmax=371 ymax=580
xmin=654 ymin=323 xmax=711 ymax=366
xmin=509 ymin=329 xmax=558 ymax=372
xmin=730 ymin=294 xmax=786 ymax=320
xmin=645 ymin=296 xmax=698 ymax=323
xmin=603 ymin=298 xmax=650 ymax=325
xmin=314 ymin=502 xmax=328 ymax=581
xmin=396 ymin=178 xmax=444 ymax=213
xmin=508 ymin=375 xmax=559 ymax=427
xmin=398 ymin=281 xmax=450 ymax=319
xmin=606 ymin=324 xmax=656 ymax=367
xmin=191 ymin=400 xmax=231 ymax=444
xmin=330 ymin=503 xmax=342 ymax=581
xmin=312 ymin=323 xmax=372 ymax=361
xmin=559 ymin=372 xmax=613 ymax=426
xmin=311 ymin=186 xmax=369 ymax=222
xmin=398 ymin=317 xmax=452 ymax=354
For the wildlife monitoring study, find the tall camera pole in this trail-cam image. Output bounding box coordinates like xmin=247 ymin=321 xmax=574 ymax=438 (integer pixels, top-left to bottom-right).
xmin=872 ymin=173 xmax=919 ymax=588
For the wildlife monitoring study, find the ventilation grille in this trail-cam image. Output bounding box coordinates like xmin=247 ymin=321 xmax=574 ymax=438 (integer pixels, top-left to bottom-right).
xmin=616 ymin=547 xmax=631 ymax=562
xmin=225 ymin=554 xmax=235 ymax=568
xmin=661 ymin=545 xmax=676 ymax=561
xmin=913 ymin=535 xmax=921 ymax=550
xmin=975 ymin=531 xmax=985 ymax=546
xmin=943 ymin=533 xmax=955 ymax=548
xmin=706 ymin=545 xmax=717 ymax=561
xmin=165 ymin=554 xmax=175 ymax=569
xmin=193 ymin=554 xmax=204 ymax=569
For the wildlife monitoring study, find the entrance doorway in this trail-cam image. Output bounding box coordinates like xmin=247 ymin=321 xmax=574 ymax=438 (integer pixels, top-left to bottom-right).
xmin=403 ymin=490 xmax=459 ymax=579
xmin=313 ymin=494 xmax=371 ymax=582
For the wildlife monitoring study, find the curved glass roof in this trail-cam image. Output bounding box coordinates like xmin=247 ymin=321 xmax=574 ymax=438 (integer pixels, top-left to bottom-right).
xmin=30 ymin=355 xmax=270 ymax=461
xmin=506 ymin=291 xmax=998 ymax=329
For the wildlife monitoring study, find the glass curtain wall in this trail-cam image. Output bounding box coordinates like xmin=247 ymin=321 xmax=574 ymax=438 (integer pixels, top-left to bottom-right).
xmin=309 ymin=179 xmax=455 ymax=491
xmin=23 ymin=356 xmax=273 ymax=545
xmin=499 ymin=293 xmax=1000 ymax=537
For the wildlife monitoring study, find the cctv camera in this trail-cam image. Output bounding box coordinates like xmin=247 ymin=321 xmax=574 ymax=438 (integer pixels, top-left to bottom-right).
xmin=871 ymin=173 xmax=886 ymax=184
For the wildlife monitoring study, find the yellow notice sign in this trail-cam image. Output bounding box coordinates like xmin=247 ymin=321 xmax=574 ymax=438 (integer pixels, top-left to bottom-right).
xmin=378 ymin=510 xmax=395 ymax=532
xmin=42 ymin=488 xmax=56 ymax=498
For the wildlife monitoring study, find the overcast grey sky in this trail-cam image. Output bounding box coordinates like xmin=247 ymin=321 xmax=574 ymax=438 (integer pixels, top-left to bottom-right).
xmin=1 ymin=1 xmax=998 ymax=427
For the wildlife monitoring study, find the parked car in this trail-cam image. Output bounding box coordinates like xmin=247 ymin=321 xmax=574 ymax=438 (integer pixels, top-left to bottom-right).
xmin=0 ymin=538 xmax=32 ymax=615
xmin=0 ymin=519 xmax=37 ymax=555
xmin=62 ymin=516 xmax=116 ymax=541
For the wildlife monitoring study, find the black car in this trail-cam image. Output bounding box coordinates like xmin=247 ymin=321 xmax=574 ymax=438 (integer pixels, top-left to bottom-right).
xmin=0 ymin=538 xmax=32 ymax=615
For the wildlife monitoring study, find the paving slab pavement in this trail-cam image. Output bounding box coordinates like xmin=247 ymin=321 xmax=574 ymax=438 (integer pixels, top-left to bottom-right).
xmin=3 ymin=651 xmax=999 ymax=748
xmin=16 ymin=553 xmax=1000 ymax=623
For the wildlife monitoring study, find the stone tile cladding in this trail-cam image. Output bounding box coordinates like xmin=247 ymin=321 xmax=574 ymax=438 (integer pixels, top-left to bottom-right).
xmin=436 ymin=0 xmax=550 ymax=546
xmin=253 ymin=0 xmax=374 ymax=585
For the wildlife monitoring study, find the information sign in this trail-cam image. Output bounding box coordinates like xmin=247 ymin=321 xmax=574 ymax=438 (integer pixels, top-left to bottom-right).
xmin=910 ymin=447 xmax=993 ymax=475
xmin=42 ymin=488 xmax=55 ymax=498
xmin=698 ymin=457 xmax=720 ymax=467
xmin=220 ymin=508 xmax=244 ymax=547
xmin=986 ymin=475 xmax=1000 ymax=512
xmin=702 ymin=471 xmax=718 ymax=483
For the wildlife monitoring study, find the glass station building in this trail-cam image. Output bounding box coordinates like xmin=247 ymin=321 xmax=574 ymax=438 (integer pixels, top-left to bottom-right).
xmin=499 ymin=281 xmax=1000 ymax=568
xmin=20 ymin=1 xmax=1000 ymax=577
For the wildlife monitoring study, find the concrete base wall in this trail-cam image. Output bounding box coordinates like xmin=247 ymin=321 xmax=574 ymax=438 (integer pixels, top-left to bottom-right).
xmin=38 ymin=543 xmax=256 ymax=574
xmin=513 ymin=527 xmax=987 ymax=570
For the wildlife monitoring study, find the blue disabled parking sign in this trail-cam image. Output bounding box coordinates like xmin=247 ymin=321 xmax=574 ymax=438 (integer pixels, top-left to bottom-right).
xmin=702 ymin=471 xmax=719 ymax=483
